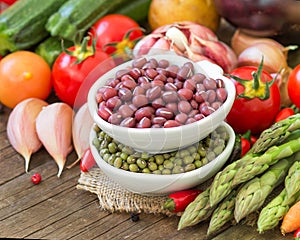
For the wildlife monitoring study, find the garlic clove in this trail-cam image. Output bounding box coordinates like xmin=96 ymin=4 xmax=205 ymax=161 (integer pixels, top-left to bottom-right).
xmin=36 ymin=102 xmax=74 ymax=177
xmin=7 ymin=98 xmax=48 ymax=172
xmin=67 ymin=103 xmax=94 ymax=168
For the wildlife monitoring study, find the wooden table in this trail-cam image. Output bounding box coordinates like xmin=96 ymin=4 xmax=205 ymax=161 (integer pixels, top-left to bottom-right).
xmin=1 ymin=21 xmax=299 ymax=240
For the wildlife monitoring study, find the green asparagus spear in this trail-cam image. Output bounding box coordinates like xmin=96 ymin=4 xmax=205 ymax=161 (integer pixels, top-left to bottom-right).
xmin=207 ymin=190 xmax=237 ymax=236
xmin=257 ymin=188 xmax=300 ymax=233
xmin=210 ymin=138 xmax=300 ymax=207
xmin=285 ymin=161 xmax=300 ymax=199
xmin=252 ymin=113 xmax=300 ymax=154
xmin=257 ymin=159 xmax=300 ymax=233
xmin=234 ymin=157 xmax=296 ymax=223
xmin=177 ymin=188 xmax=215 ymax=230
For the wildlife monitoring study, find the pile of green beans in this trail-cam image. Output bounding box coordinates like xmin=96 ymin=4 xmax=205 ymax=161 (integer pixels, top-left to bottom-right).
xmin=92 ymin=125 xmax=229 ymax=174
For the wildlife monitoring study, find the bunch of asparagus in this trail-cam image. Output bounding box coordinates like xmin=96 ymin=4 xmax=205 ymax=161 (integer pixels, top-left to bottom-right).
xmin=177 ymin=113 xmax=300 ymax=235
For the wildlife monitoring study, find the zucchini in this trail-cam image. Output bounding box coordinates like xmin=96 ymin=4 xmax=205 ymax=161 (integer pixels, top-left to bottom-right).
xmin=46 ymin=0 xmax=133 ymax=42
xmin=113 ymin=0 xmax=151 ymax=23
xmin=35 ymin=37 xmax=73 ymax=67
xmin=0 ymin=0 xmax=67 ymax=53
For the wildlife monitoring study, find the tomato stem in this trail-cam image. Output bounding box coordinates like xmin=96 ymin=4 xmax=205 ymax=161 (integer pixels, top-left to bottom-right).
xmin=226 ymin=57 xmax=275 ymax=100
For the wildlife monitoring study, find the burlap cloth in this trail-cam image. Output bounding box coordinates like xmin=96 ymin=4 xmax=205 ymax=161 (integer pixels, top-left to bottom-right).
xmin=76 ymin=167 xmax=214 ymax=217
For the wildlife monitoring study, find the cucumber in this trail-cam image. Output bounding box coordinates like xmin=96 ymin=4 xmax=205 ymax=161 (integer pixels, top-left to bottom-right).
xmin=46 ymin=0 xmax=132 ymax=42
xmin=113 ymin=0 xmax=151 ymax=23
xmin=35 ymin=37 xmax=73 ymax=67
xmin=0 ymin=0 xmax=67 ymax=53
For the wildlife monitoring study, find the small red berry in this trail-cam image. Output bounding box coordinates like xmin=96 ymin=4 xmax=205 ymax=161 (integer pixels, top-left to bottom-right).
xmin=31 ymin=173 xmax=42 ymax=185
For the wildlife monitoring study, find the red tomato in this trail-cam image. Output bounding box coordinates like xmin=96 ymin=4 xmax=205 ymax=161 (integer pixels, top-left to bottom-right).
xmin=89 ymin=14 xmax=144 ymax=54
xmin=288 ymin=64 xmax=300 ymax=109
xmin=226 ymin=65 xmax=281 ymax=135
xmin=275 ymin=107 xmax=295 ymax=122
xmin=52 ymin=38 xmax=116 ymax=108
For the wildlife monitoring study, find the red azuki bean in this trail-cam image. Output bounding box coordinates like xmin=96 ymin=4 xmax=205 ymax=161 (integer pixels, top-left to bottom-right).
xmin=133 ymin=86 xmax=145 ymax=96
xmin=121 ymin=74 xmax=134 ymax=82
xmin=177 ymin=66 xmax=193 ymax=81
xmin=132 ymin=57 xmax=147 ymax=68
xmin=211 ymin=101 xmax=222 ymax=110
xmin=102 ymin=86 xmax=118 ymax=101
xmin=183 ymin=62 xmax=194 ymax=71
xmin=156 ymin=107 xmax=174 ymax=120
xmin=194 ymin=113 xmax=205 ymax=121
xmin=152 ymin=116 xmax=167 ymax=126
xmin=165 ymin=102 xmax=178 ymax=114
xmin=148 ymin=58 xmax=158 ymax=67
xmin=98 ymin=102 xmax=112 ymax=121
xmin=132 ymin=95 xmax=148 ymax=108
xmin=140 ymin=82 xmax=151 ymax=90
xmin=118 ymin=104 xmax=134 ymax=118
xmin=118 ymin=87 xmax=132 ymax=101
xmin=142 ymin=62 xmax=156 ymax=69
xmin=178 ymin=88 xmax=193 ymax=101
xmin=175 ymin=113 xmax=188 ymax=124
xmin=194 ymin=91 xmax=208 ymax=103
xmin=146 ymin=86 xmax=161 ymax=101
xmin=185 ymin=118 xmax=197 ymax=124
xmin=135 ymin=106 xmax=155 ymax=121
xmin=116 ymin=69 xmax=130 ymax=79
xmin=188 ymin=109 xmax=199 ymax=118
xmin=206 ymin=89 xmax=216 ymax=103
xmin=166 ymin=77 xmax=174 ymax=84
xmin=200 ymin=105 xmax=215 ymax=116
xmin=129 ymin=103 xmax=138 ymax=112
xmin=122 ymin=79 xmax=137 ymax=90
xmin=183 ymin=79 xmax=196 ymax=91
xmin=196 ymin=83 xmax=205 ymax=92
xmin=108 ymin=113 xmax=122 ymax=125
xmin=136 ymin=117 xmax=152 ymax=128
xmin=216 ymin=78 xmax=225 ymax=88
xmin=203 ymin=78 xmax=217 ymax=90
xmin=164 ymin=120 xmax=181 ymax=128
xmin=129 ymin=68 xmax=142 ymax=79
xmin=145 ymin=68 xmax=158 ymax=79
xmin=151 ymin=80 xmax=165 ymax=89
xmin=158 ymin=59 xmax=169 ymax=68
xmin=106 ymin=96 xmax=122 ymax=110
xmin=216 ymin=88 xmax=227 ymax=102
xmin=178 ymin=100 xmax=192 ymax=114
xmin=164 ymin=82 xmax=177 ymax=92
xmin=157 ymin=68 xmax=168 ymax=76
xmin=138 ymin=76 xmax=149 ymax=84
xmin=162 ymin=91 xmax=178 ymax=103
xmin=154 ymin=74 xmax=167 ymax=83
xmin=106 ymin=78 xmax=120 ymax=88
xmin=190 ymin=99 xmax=198 ymax=109
xmin=166 ymin=65 xmax=179 ymax=78
xmin=191 ymin=73 xmax=205 ymax=83
xmin=152 ymin=98 xmax=165 ymax=109
xmin=120 ymin=117 xmax=136 ymax=128
xmin=174 ymin=79 xmax=183 ymax=89
xmin=151 ymin=124 xmax=161 ymax=128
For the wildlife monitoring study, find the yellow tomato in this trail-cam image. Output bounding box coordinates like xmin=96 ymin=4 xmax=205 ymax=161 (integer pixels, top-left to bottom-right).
xmin=0 ymin=51 xmax=52 ymax=108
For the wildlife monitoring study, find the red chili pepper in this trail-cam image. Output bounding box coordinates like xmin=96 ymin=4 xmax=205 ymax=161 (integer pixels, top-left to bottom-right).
xmin=80 ymin=148 xmax=96 ymax=172
xmin=275 ymin=107 xmax=295 ymax=123
xmin=162 ymin=189 xmax=202 ymax=213
xmin=294 ymin=227 xmax=300 ymax=240
xmin=240 ymin=137 xmax=251 ymax=157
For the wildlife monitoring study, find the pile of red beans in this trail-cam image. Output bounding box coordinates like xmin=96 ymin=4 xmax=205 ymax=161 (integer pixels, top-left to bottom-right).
xmin=95 ymin=57 xmax=228 ymax=128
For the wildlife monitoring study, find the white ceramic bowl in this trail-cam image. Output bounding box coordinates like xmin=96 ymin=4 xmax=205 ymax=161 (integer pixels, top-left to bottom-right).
xmin=88 ymin=54 xmax=236 ymax=153
xmin=90 ymin=121 xmax=235 ymax=196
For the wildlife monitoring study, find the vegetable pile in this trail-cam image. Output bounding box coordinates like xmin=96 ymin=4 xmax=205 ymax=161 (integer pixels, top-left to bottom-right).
xmin=1 ymin=0 xmax=300 ymax=239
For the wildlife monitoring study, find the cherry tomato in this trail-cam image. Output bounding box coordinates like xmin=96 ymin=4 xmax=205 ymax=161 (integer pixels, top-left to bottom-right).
xmin=0 ymin=51 xmax=52 ymax=108
xmin=89 ymin=14 xmax=144 ymax=54
xmin=52 ymin=37 xmax=116 ymax=108
xmin=275 ymin=107 xmax=295 ymax=122
xmin=226 ymin=64 xmax=281 ymax=135
xmin=288 ymin=64 xmax=300 ymax=109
